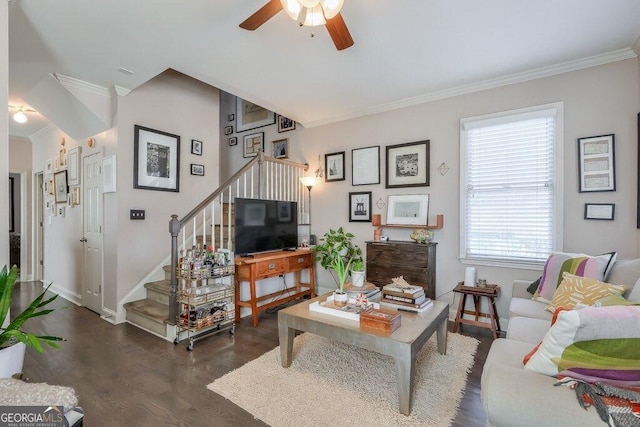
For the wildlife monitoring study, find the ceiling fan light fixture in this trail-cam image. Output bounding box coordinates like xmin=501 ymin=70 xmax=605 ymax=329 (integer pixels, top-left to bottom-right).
xmin=13 ymin=110 xmax=27 ymax=124
xmin=301 ymin=5 xmax=326 ymax=26
xmin=281 ymin=0 xmax=302 ymax=20
xmin=320 ymin=0 xmax=343 ymax=19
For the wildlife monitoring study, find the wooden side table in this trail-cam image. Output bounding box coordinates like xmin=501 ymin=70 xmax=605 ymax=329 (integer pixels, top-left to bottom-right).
xmin=452 ymin=283 xmax=501 ymax=339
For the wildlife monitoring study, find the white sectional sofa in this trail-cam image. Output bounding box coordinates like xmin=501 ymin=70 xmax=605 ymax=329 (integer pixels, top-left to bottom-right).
xmin=481 ymin=259 xmax=640 ymax=427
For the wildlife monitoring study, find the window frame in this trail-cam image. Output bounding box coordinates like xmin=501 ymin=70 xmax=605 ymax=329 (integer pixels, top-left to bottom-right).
xmin=459 ymin=102 xmax=564 ymax=270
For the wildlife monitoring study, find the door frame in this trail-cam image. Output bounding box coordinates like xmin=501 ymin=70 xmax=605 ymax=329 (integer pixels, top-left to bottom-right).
xmin=34 ymin=172 xmax=44 ymax=281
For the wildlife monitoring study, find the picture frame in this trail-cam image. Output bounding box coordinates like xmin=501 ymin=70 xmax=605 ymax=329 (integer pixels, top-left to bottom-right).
xmin=277 ymin=115 xmax=296 ymax=133
xmin=54 ymin=170 xmax=68 ymax=204
xmin=72 ymin=187 xmax=81 ymax=206
xmin=229 ymin=137 xmax=238 ymax=146
xmin=224 ymin=126 xmax=233 ymax=135
xmin=57 ymin=206 xmax=65 ymax=218
xmin=325 ymin=151 xmax=345 ymax=182
xmin=236 ymin=97 xmax=275 ymax=132
xmin=59 ymin=147 xmax=67 ymax=169
xmin=8 ymin=177 xmax=14 ymax=232
xmin=584 ymin=203 xmax=615 ymax=220
xmin=133 ymin=125 xmax=180 ymax=192
xmin=352 ymin=146 xmax=380 ymax=186
xmin=46 ymin=178 xmax=54 ymax=195
xmin=191 ymin=139 xmax=203 ymax=156
xmin=67 ymin=193 xmax=73 ymax=208
xmin=103 ymin=155 xmax=117 ymax=193
xmin=386 ymin=194 xmax=430 ymax=226
xmin=578 ymin=134 xmax=615 ymax=192
xmin=349 ymin=191 xmax=372 ymax=222
xmin=272 ymin=138 xmax=289 ymax=159
xmin=385 ymin=140 xmax=430 ymax=188
xmin=228 ymin=113 xmax=235 ymax=122
xmin=190 ymin=164 xmax=205 ymax=176
xmin=243 ymin=132 xmax=264 ymax=158
xmin=45 ymin=159 xmax=53 ymax=175
xmin=67 ymin=146 xmax=81 ymax=186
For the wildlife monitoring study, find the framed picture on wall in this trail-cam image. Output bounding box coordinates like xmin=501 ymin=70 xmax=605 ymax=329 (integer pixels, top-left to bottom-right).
xmin=191 ymin=139 xmax=203 ymax=155
xmin=67 ymin=146 xmax=81 ymax=186
xmin=585 ymin=203 xmax=615 ymax=220
xmin=325 ymin=151 xmax=345 ymax=182
xmin=578 ymin=134 xmax=615 ymax=192
xmin=190 ymin=164 xmax=205 ymax=176
xmin=236 ymin=97 xmax=275 ymax=132
xmin=352 ymin=146 xmax=380 ymax=185
xmin=277 ymin=115 xmax=296 ymax=133
xmin=386 ymin=194 xmax=429 ymax=226
xmin=54 ymin=170 xmax=68 ymax=204
xmin=349 ymin=191 xmax=372 ymax=222
xmin=386 ymin=140 xmax=430 ymax=188
xmin=243 ymin=132 xmax=264 ymax=158
xmin=272 ymin=138 xmax=289 ymax=159
xmin=133 ymin=125 xmax=180 ymax=192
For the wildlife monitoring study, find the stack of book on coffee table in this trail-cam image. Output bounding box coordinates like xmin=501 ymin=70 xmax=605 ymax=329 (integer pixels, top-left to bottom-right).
xmin=379 ymin=276 xmax=433 ymax=313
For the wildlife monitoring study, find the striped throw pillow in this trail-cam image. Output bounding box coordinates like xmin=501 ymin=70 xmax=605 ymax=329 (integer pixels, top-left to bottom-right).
xmin=546 ymin=272 xmax=625 ymax=312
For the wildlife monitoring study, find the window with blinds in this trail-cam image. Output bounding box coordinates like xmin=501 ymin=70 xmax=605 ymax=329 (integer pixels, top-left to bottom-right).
xmin=460 ymin=103 xmax=563 ymax=267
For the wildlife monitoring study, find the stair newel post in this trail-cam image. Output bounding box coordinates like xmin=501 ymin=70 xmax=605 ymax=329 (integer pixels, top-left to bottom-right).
xmin=168 ymin=214 xmax=181 ymax=326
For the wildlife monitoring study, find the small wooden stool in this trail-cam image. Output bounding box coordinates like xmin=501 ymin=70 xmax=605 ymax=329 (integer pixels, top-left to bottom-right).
xmin=452 ymin=283 xmax=501 ymax=339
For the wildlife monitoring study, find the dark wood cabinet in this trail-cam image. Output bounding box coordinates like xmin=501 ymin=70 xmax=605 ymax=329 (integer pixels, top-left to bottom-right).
xmin=366 ymin=241 xmax=437 ymax=299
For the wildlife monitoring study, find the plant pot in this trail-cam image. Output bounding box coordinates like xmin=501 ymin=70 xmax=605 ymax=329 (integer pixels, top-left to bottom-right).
xmin=351 ymin=270 xmax=365 ymax=287
xmin=333 ymin=291 xmax=348 ymax=307
xmin=0 ymin=342 xmax=26 ymax=378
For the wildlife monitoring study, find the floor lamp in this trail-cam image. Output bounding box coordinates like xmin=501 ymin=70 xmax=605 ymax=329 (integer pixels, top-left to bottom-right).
xmin=299 ymin=176 xmax=318 ymax=243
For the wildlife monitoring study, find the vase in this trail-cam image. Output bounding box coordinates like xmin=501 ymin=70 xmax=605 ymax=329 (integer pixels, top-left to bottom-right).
xmin=0 ymin=342 xmax=26 ymax=378
xmin=351 ymin=270 xmax=365 ymax=287
xmin=333 ymin=290 xmax=348 ymax=307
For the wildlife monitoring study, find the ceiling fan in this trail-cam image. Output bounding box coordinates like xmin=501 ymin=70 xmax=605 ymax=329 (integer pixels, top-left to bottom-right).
xmin=240 ymin=0 xmax=354 ymax=51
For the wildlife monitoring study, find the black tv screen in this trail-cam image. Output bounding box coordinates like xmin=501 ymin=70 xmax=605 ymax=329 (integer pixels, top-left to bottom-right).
xmin=234 ymin=198 xmax=298 ymax=256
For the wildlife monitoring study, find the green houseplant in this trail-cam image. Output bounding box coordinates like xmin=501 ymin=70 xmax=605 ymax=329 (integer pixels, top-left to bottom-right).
xmin=313 ymin=227 xmax=362 ymax=304
xmin=0 ymin=265 xmax=64 ymax=377
xmin=351 ymin=259 xmax=365 ymax=288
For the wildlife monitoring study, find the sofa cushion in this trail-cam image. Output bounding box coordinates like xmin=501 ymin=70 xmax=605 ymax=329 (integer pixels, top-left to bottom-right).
xmin=629 ymin=277 xmax=640 ymax=302
xmin=506 ymin=316 xmax=551 ymax=344
xmin=523 ymin=306 xmax=640 ymax=380
xmin=546 ymin=272 xmax=625 ymax=312
xmin=509 ymin=297 xmax=553 ymax=321
xmin=535 ymin=251 xmax=616 ymax=302
xmin=607 ymin=258 xmax=640 ymax=297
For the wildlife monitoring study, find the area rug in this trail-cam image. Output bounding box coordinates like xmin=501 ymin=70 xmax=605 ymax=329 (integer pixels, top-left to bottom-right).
xmin=207 ymin=332 xmax=479 ymax=427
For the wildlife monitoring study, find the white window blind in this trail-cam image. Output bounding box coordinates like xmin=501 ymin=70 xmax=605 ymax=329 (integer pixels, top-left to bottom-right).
xmin=460 ymin=104 xmax=562 ymax=266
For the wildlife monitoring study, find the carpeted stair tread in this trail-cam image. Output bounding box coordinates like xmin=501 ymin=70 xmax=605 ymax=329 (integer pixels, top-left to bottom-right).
xmin=145 ymin=279 xmax=171 ymax=294
xmin=124 ymin=299 xmax=168 ymax=323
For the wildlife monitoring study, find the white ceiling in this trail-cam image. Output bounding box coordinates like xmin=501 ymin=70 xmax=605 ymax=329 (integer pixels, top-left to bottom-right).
xmin=7 ymin=0 xmax=640 ymax=139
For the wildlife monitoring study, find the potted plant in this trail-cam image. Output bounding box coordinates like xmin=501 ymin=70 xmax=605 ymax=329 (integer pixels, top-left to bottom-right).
xmin=351 ymin=259 xmax=365 ymax=288
xmin=0 ymin=265 xmax=64 ymax=378
xmin=313 ymin=227 xmax=362 ymax=306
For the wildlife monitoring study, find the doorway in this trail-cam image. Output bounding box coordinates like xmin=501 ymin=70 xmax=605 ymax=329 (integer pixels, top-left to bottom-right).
xmin=81 ymin=151 xmax=103 ymax=314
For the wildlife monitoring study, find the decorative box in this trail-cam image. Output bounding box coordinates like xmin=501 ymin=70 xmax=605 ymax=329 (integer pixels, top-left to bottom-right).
xmin=360 ymin=308 xmax=401 ymax=334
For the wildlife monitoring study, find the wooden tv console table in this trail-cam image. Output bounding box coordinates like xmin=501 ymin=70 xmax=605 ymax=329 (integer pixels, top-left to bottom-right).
xmin=235 ymin=249 xmax=316 ymax=327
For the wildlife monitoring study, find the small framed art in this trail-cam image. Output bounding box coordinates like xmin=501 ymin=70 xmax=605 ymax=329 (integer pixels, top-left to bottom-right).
xmin=229 ymin=137 xmax=238 ymax=146
xmin=352 ymin=146 xmax=380 ymax=185
xmin=584 ymin=203 xmax=615 ymax=220
xmin=325 ymin=151 xmax=345 ymax=182
xmin=386 ymin=140 xmax=430 ymax=188
xmin=191 ymin=139 xmax=203 ymax=155
xmin=272 ymin=138 xmax=289 ymax=159
xmin=54 ymin=170 xmax=68 ymax=204
xmin=224 ymin=126 xmax=233 ymax=135
xmin=578 ymin=134 xmax=615 ymax=192
xmin=386 ymin=194 xmax=429 ymax=226
xmin=243 ymin=132 xmax=264 ymax=158
xmin=67 ymin=146 xmax=81 ymax=186
xmin=191 ymin=164 xmax=205 ymax=176
xmin=278 ymin=115 xmax=296 ymax=132
xmin=228 ymin=113 xmax=235 ymax=122
xmin=349 ymin=191 xmax=372 ymax=222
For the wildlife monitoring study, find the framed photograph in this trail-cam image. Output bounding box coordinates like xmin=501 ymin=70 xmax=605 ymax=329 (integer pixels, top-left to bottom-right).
xmin=278 ymin=115 xmax=296 ymax=133
xmin=59 ymin=147 xmax=67 ymax=169
xmin=45 ymin=159 xmax=53 ymax=175
xmin=53 ymin=170 xmax=68 ymax=204
xmin=224 ymin=126 xmax=233 ymax=135
xmin=191 ymin=139 xmax=203 ymax=156
xmin=585 ymin=203 xmax=615 ymax=220
xmin=67 ymin=193 xmax=73 ymax=208
xmin=349 ymin=191 xmax=372 ymax=222
xmin=385 ymin=140 xmax=430 ymax=188
xmin=8 ymin=177 xmax=14 ymax=232
xmin=325 ymin=151 xmax=345 ymax=182
xmin=229 ymin=137 xmax=238 ymax=146
xmin=386 ymin=194 xmax=430 ymax=226
xmin=352 ymin=146 xmax=380 ymax=185
xmin=190 ymin=164 xmax=205 ymax=176
xmin=103 ymin=155 xmax=117 ymax=193
xmin=67 ymin=146 xmax=81 ymax=186
xmin=133 ymin=125 xmax=180 ymax=192
xmin=46 ymin=178 xmax=54 ymax=195
xmin=236 ymin=97 xmax=275 ymax=132
xmin=45 ymin=199 xmax=52 ymax=211
xmin=272 ymin=138 xmax=289 ymax=159
xmin=578 ymin=134 xmax=615 ymax=192
xmin=72 ymin=187 xmax=81 ymax=206
xmin=57 ymin=206 xmax=65 ymax=218
xmin=228 ymin=113 xmax=235 ymax=122
xmin=243 ymin=132 xmax=264 ymax=158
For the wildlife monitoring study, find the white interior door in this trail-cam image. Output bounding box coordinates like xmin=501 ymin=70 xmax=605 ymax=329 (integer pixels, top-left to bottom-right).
xmin=35 ymin=172 xmax=44 ymax=280
xmin=81 ymin=151 xmax=103 ymax=314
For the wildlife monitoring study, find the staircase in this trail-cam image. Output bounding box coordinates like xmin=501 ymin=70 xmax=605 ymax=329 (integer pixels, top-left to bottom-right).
xmin=123 ymin=153 xmax=309 ymax=340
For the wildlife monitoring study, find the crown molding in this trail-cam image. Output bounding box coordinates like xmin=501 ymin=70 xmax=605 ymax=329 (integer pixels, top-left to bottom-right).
xmin=303 ymin=48 xmax=638 ymax=128
xmin=29 ymin=123 xmax=57 ymax=140
xmin=54 ymin=73 xmax=111 ymax=97
xmin=112 ymin=85 xmax=131 ymax=97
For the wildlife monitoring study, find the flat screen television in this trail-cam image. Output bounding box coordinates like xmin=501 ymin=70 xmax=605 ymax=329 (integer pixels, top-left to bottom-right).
xmin=234 ymin=198 xmax=298 ymax=256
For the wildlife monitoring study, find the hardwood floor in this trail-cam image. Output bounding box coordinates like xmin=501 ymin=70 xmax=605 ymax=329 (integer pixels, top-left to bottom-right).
xmin=12 ymin=281 xmax=492 ymax=426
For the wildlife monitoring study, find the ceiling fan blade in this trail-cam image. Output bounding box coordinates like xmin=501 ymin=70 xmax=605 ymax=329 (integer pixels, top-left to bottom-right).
xmin=240 ymin=0 xmax=283 ymax=31
xmin=325 ymin=13 xmax=354 ymax=51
